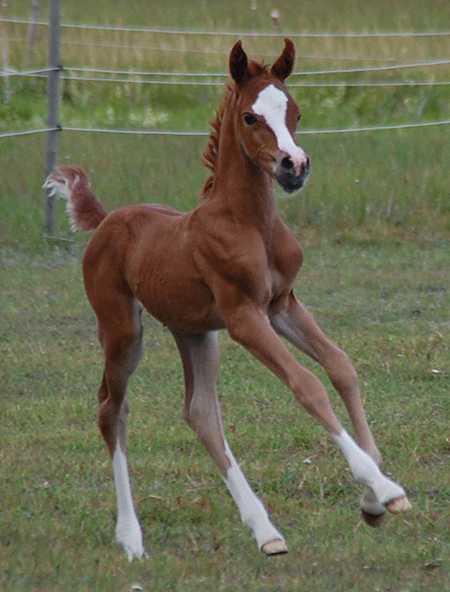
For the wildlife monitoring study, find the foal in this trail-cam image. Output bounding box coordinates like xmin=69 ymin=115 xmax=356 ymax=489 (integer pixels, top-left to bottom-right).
xmin=45 ymin=39 xmax=411 ymax=561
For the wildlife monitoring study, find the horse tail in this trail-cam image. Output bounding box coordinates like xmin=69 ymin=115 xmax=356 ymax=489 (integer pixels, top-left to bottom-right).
xmin=43 ymin=165 xmax=108 ymax=232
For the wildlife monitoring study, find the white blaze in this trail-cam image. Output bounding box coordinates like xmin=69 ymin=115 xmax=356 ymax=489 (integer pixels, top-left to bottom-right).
xmin=252 ymin=84 xmax=307 ymax=175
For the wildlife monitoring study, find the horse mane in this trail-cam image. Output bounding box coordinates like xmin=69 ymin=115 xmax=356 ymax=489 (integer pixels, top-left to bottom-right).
xmin=200 ymin=59 xmax=268 ymax=200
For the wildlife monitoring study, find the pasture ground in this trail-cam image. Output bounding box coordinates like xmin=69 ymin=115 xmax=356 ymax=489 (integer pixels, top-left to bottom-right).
xmin=2 ymin=1 xmax=450 ymax=590
xmin=1 ymin=239 xmax=449 ymax=591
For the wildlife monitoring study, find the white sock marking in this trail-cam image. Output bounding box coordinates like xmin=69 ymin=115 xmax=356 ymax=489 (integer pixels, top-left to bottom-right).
xmin=252 ymin=84 xmax=307 ymax=175
xmin=361 ymin=486 xmax=386 ymax=516
xmin=333 ymin=430 xmax=405 ymax=507
xmin=223 ymin=440 xmax=284 ymax=549
xmin=112 ymin=445 xmax=144 ymax=561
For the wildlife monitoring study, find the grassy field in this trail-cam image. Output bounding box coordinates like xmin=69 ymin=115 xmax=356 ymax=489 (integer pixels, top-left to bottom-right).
xmin=1 ymin=1 xmax=450 ymax=590
xmin=1 ymin=241 xmax=449 ymax=591
xmin=2 ymin=0 xmax=450 ymax=249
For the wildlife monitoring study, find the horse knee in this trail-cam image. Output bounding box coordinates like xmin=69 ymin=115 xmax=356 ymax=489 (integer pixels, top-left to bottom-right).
xmin=290 ymin=370 xmax=327 ymax=414
xmin=288 ymin=368 xmax=343 ymax=434
xmin=327 ymin=347 xmax=358 ymax=394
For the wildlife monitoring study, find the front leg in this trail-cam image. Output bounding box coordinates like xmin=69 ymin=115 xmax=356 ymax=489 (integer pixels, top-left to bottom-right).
xmin=270 ymin=292 xmax=411 ymax=519
xmin=219 ymin=297 xmax=411 ymax=519
xmin=270 ymin=293 xmax=381 ymax=462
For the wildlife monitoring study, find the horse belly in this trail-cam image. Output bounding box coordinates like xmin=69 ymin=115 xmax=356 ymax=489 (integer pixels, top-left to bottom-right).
xmin=142 ymin=281 xmax=224 ymax=333
xmin=129 ymin=255 xmax=224 ymax=333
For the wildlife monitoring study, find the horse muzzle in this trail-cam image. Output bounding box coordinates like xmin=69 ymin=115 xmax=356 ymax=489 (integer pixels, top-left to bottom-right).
xmin=275 ymin=154 xmax=311 ymax=194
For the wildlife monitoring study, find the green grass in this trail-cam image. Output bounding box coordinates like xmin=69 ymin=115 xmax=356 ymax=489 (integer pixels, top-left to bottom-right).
xmin=1 ymin=241 xmax=450 ymax=591
xmin=2 ymin=0 xmax=450 ymax=250
xmin=2 ymin=1 xmax=450 ymax=590
xmin=1 ymin=126 xmax=449 ymax=252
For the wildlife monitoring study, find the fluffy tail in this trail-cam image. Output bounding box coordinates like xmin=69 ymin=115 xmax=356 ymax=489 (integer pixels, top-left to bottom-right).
xmin=43 ymin=165 xmax=107 ymax=231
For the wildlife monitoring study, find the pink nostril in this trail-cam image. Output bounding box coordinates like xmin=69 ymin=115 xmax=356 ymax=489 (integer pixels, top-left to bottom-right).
xmin=294 ymin=156 xmax=310 ymax=176
xmin=293 ymin=159 xmax=305 ymax=176
xmin=281 ymin=154 xmax=309 ymax=177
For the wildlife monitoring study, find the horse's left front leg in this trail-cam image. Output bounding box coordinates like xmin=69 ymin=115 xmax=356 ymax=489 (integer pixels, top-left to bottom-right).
xmin=271 ymin=292 xmax=411 ymax=522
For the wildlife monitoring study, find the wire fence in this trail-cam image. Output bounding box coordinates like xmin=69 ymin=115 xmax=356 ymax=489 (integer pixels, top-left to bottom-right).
xmin=2 ymin=15 xmax=450 ymax=137
xmin=3 ymin=16 xmax=450 ymax=37
xmin=3 ymin=7 xmax=450 ymax=233
xmin=5 ymin=116 xmax=450 ymax=141
xmin=7 ymin=32 xmax=450 ymax=63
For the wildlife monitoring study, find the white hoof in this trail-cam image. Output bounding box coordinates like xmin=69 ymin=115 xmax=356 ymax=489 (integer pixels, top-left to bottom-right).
xmin=385 ymin=495 xmax=412 ymax=514
xmin=261 ymin=539 xmax=289 ymax=555
xmin=362 ymin=482 xmax=412 ymax=519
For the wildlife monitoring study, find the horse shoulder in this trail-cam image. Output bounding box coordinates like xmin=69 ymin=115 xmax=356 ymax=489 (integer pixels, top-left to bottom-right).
xmin=193 ymin=215 xmax=272 ymax=308
xmin=271 ymin=219 xmax=304 ymax=281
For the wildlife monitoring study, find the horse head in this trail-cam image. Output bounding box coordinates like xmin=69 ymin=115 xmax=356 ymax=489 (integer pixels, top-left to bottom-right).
xmin=229 ymin=38 xmax=310 ymax=194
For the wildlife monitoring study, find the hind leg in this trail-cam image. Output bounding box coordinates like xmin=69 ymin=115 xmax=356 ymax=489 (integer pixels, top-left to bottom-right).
xmin=96 ymin=297 xmax=145 ymax=561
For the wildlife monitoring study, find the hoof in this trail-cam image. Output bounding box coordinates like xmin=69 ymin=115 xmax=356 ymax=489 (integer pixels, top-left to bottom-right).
xmin=261 ymin=539 xmax=289 ymax=556
xmin=361 ymin=509 xmax=385 ymax=528
xmin=385 ymin=495 xmax=412 ymax=514
xmin=121 ymin=544 xmax=146 ymax=562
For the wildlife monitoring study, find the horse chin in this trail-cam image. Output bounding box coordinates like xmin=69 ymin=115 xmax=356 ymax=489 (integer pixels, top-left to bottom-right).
xmin=275 ymin=171 xmax=308 ymax=194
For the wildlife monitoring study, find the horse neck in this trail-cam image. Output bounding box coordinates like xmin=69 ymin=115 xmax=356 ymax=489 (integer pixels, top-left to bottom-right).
xmin=209 ymin=97 xmax=278 ymax=231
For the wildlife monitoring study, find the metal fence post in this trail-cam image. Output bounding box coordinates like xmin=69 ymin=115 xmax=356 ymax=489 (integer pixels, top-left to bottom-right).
xmin=44 ymin=0 xmax=61 ymax=235
xmin=25 ymin=0 xmax=41 ymax=67
xmin=1 ymin=1 xmax=11 ymax=105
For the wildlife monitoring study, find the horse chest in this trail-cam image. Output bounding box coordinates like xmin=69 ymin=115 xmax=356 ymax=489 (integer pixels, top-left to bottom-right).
xmin=267 ymin=232 xmax=304 ymax=293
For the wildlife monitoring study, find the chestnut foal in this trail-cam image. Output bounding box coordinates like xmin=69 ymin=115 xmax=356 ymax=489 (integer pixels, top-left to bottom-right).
xmin=45 ymin=39 xmax=411 ymax=561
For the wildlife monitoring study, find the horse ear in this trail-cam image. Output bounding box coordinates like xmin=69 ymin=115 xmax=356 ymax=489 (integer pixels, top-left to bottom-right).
xmin=270 ymin=38 xmax=295 ymax=81
xmin=229 ymin=40 xmax=250 ymax=85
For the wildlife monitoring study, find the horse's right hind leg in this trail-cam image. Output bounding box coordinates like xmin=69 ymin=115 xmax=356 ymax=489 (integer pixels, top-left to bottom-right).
xmin=95 ymin=296 xmax=145 ymax=561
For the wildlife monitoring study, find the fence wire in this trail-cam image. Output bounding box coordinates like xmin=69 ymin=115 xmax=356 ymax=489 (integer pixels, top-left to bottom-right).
xmin=8 ymin=33 xmax=450 ymax=63
xmin=55 ymin=75 xmax=450 ymax=88
xmin=0 ymin=127 xmax=58 ymax=138
xmin=4 ymin=117 xmax=449 ymax=140
xmin=62 ymin=119 xmax=450 ymax=137
xmin=2 ymin=17 xmax=450 ymax=139
xmin=2 ymin=17 xmax=450 ymax=38
xmin=61 ymin=118 xmax=450 ymax=135
xmin=63 ymin=57 xmax=450 ymax=77
xmin=0 ymin=66 xmax=58 ymax=77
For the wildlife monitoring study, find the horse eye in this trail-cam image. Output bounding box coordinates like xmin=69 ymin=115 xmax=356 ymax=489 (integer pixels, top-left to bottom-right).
xmin=244 ymin=113 xmax=258 ymax=125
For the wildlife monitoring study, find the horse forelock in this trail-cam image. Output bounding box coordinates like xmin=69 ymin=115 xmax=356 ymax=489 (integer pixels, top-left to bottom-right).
xmin=200 ymin=59 xmax=269 ymax=200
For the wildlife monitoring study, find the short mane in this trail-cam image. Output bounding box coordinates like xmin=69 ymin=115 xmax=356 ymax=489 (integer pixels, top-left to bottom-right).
xmin=200 ymin=59 xmax=268 ymax=200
